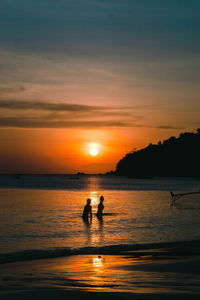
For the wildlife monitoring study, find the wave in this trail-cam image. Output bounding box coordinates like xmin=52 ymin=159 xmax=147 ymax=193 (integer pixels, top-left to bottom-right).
xmin=1 ymin=239 xmax=200 ymax=264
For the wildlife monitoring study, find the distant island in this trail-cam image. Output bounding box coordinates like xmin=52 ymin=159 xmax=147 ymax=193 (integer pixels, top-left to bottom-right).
xmin=113 ymin=129 xmax=200 ymax=178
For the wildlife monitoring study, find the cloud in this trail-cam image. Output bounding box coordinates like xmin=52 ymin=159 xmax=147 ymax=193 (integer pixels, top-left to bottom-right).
xmin=0 ymin=116 xmax=132 ymax=128
xmin=0 ymin=100 xmax=129 ymax=113
xmin=156 ymin=125 xmax=184 ymax=130
xmin=0 ymin=100 xmax=185 ymax=130
xmin=0 ymin=100 xmax=137 ymax=128
xmin=0 ymin=86 xmax=25 ymax=95
xmin=0 ymin=115 xmax=182 ymax=130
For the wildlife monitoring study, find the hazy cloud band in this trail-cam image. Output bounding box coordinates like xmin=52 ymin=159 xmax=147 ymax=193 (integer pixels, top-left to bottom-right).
xmin=0 ymin=100 xmax=129 ymax=112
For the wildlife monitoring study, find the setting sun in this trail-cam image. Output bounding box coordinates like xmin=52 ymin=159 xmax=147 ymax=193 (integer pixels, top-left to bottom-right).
xmin=89 ymin=148 xmax=99 ymax=156
xmin=88 ymin=143 xmax=100 ymax=157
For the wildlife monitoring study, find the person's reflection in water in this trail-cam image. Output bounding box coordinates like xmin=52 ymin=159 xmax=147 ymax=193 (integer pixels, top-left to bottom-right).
xmin=97 ymin=209 xmax=104 ymax=245
xmin=97 ymin=213 xmax=104 ymax=229
xmin=83 ymin=216 xmax=92 ymax=245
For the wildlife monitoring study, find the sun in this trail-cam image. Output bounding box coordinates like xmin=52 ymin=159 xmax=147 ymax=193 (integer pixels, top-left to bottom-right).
xmin=89 ymin=147 xmax=99 ymax=156
xmin=88 ymin=143 xmax=100 ymax=156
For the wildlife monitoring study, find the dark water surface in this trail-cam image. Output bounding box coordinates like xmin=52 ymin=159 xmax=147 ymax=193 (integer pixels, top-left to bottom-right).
xmin=1 ymin=175 xmax=200 ymax=263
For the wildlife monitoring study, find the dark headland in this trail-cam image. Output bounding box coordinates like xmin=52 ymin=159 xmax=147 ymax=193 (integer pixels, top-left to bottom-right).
xmin=110 ymin=129 xmax=200 ymax=179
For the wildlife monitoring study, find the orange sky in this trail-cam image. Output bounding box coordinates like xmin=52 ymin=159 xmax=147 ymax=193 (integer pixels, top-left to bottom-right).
xmin=0 ymin=1 xmax=200 ymax=173
xmin=0 ymin=126 xmax=195 ymax=174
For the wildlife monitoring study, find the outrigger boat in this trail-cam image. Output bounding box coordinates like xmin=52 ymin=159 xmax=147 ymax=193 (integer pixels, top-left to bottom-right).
xmin=170 ymin=190 xmax=200 ymax=206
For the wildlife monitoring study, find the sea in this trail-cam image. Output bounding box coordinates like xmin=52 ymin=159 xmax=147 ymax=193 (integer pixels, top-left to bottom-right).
xmin=1 ymin=174 xmax=200 ymax=264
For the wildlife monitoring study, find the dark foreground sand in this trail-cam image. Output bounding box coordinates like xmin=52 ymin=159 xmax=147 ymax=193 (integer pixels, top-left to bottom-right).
xmin=1 ymin=252 xmax=200 ymax=299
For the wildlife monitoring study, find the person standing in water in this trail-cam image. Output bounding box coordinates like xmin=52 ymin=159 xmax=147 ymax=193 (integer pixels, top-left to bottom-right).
xmin=96 ymin=196 xmax=104 ymax=217
xmin=82 ymin=198 xmax=92 ymax=221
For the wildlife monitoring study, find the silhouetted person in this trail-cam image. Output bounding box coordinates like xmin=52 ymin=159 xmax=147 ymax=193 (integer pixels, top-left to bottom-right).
xmin=96 ymin=196 xmax=104 ymax=218
xmin=82 ymin=198 xmax=92 ymax=221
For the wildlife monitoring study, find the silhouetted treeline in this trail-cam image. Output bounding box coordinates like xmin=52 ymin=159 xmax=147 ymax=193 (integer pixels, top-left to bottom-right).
xmin=115 ymin=129 xmax=200 ymax=178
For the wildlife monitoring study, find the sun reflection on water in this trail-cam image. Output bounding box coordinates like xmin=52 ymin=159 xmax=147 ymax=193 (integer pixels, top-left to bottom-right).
xmin=48 ymin=254 xmax=150 ymax=293
xmin=92 ymin=256 xmax=104 ymax=267
xmin=89 ymin=191 xmax=98 ymax=206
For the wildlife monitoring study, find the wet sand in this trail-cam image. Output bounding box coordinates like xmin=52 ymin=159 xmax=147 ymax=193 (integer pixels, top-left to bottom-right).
xmin=1 ymin=251 xmax=200 ymax=299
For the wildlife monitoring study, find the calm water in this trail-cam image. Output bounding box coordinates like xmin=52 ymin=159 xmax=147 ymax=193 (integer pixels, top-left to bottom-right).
xmin=1 ymin=175 xmax=200 ymax=262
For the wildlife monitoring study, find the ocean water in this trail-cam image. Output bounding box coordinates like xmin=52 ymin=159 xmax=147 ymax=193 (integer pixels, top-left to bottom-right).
xmin=1 ymin=174 xmax=200 ymax=263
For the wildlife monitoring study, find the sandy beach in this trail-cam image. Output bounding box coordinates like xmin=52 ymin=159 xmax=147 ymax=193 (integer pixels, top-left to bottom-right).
xmin=1 ymin=249 xmax=200 ymax=300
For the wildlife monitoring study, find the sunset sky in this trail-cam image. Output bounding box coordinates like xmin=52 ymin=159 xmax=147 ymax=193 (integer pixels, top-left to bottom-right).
xmin=0 ymin=0 xmax=200 ymax=173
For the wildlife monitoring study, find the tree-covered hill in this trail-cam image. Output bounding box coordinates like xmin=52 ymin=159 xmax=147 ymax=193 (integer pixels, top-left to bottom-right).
xmin=115 ymin=129 xmax=200 ymax=178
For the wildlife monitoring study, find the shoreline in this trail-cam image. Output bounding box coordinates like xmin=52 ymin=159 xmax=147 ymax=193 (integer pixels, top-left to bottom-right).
xmin=1 ymin=238 xmax=200 ymax=265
